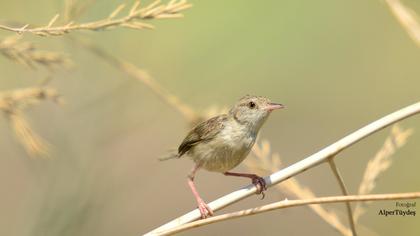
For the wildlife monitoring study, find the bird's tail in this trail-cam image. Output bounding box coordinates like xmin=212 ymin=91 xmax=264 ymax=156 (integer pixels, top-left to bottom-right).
xmin=158 ymin=150 xmax=179 ymax=161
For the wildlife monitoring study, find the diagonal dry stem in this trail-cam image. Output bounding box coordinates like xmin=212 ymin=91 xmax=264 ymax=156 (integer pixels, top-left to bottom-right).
xmin=384 ymin=0 xmax=420 ymax=47
xmin=70 ymin=36 xmax=198 ymax=122
xmin=0 ymin=0 xmax=192 ymax=36
xmin=156 ymin=192 xmax=420 ymax=236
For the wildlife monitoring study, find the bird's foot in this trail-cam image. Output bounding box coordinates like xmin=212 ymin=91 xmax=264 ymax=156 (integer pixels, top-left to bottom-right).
xmin=251 ymin=175 xmax=267 ymax=199
xmin=197 ymin=199 xmax=214 ymax=219
xmin=223 ymin=172 xmax=268 ymax=199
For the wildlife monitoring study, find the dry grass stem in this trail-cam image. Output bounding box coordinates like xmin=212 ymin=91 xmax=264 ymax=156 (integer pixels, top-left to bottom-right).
xmin=354 ymin=124 xmax=414 ymax=221
xmin=245 ymin=141 xmax=352 ymax=236
xmin=0 ymin=87 xmax=62 ymax=157
xmin=327 ymin=159 xmax=357 ymax=236
xmin=0 ymin=36 xmax=72 ymax=69
xmin=0 ymin=0 xmax=192 ymax=36
xmin=72 ymin=36 xmax=197 ymax=122
xmin=385 ymin=0 xmax=420 ymax=47
xmin=156 ymin=192 xmax=420 ymax=236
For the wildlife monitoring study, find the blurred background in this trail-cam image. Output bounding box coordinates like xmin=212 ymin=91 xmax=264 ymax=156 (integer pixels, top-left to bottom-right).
xmin=0 ymin=0 xmax=419 ymax=235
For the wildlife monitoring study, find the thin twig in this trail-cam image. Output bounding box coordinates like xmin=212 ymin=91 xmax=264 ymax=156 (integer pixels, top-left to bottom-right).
xmin=145 ymin=101 xmax=420 ymax=235
xmin=328 ymin=158 xmax=357 ymax=236
xmin=156 ymin=192 xmax=420 ymax=236
xmin=0 ymin=0 xmax=192 ymax=36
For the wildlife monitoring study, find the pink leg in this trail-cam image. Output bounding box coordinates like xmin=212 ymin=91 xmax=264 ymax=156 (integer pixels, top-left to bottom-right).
xmin=188 ymin=164 xmax=214 ymax=219
xmin=224 ymin=171 xmax=267 ymax=199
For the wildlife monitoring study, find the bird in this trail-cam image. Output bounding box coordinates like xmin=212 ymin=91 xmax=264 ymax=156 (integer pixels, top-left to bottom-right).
xmin=160 ymin=95 xmax=284 ymax=218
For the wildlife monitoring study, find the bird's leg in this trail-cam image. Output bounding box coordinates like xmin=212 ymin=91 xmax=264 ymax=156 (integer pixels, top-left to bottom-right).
xmin=187 ymin=164 xmax=214 ymax=219
xmin=224 ymin=171 xmax=267 ymax=199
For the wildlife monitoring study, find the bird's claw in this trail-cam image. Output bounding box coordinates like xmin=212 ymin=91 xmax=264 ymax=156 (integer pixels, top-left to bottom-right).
xmin=197 ymin=199 xmax=214 ymax=219
xmin=251 ymin=176 xmax=267 ymax=199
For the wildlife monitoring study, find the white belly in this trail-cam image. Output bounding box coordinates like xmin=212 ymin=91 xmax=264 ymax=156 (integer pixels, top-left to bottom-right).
xmin=190 ymin=124 xmax=256 ymax=172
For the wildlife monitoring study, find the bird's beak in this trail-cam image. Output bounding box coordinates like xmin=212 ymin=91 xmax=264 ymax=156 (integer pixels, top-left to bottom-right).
xmin=266 ymin=103 xmax=285 ymax=111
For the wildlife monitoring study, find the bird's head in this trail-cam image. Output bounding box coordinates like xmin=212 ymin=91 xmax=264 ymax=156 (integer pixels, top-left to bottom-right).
xmin=229 ymin=95 xmax=284 ymax=131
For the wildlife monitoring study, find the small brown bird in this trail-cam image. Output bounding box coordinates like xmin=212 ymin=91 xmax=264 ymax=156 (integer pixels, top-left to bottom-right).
xmin=161 ymin=95 xmax=284 ymax=218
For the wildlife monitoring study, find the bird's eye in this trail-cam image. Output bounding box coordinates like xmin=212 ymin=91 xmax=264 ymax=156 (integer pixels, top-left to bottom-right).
xmin=248 ymin=101 xmax=256 ymax=109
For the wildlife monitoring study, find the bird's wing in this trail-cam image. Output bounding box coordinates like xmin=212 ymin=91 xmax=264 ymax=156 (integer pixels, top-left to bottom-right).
xmin=178 ymin=114 xmax=228 ymax=157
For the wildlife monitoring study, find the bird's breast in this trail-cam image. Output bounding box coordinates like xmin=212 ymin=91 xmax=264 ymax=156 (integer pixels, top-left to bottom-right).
xmin=191 ymin=123 xmax=256 ymax=172
xmin=219 ymin=125 xmax=255 ymax=150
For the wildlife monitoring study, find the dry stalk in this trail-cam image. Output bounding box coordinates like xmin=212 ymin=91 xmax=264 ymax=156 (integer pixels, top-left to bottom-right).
xmin=71 ymin=36 xmax=198 ymax=122
xmin=384 ymin=0 xmax=420 ymax=47
xmin=245 ymin=141 xmax=353 ymax=236
xmin=327 ymin=158 xmax=357 ymax=236
xmin=0 ymin=0 xmax=192 ymax=36
xmin=354 ymin=124 xmax=414 ymax=221
xmin=156 ymin=192 xmax=420 ymax=236
xmin=0 ymin=36 xmax=72 ymax=70
xmin=0 ymin=86 xmax=62 ymax=157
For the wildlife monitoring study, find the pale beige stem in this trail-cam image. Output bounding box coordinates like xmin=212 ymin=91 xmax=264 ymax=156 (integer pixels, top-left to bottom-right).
xmin=156 ymin=192 xmax=420 ymax=236
xmin=328 ymin=158 xmax=357 ymax=236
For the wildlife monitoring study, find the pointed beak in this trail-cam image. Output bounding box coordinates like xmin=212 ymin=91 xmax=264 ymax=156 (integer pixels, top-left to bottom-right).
xmin=266 ymin=103 xmax=285 ymax=111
